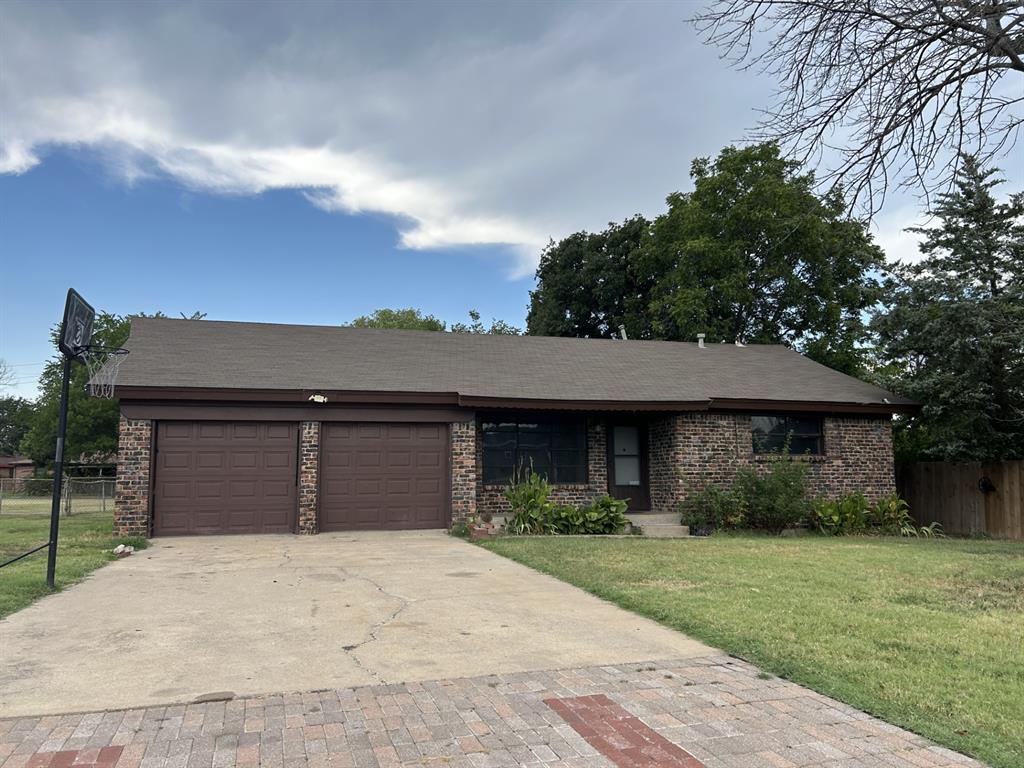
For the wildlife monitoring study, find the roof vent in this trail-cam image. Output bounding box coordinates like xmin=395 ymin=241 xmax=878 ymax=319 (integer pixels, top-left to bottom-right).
xmin=697 ymin=333 xmax=706 ymax=349
xmin=734 ymin=339 xmax=745 ymax=347
xmin=618 ymin=324 xmax=628 ymax=341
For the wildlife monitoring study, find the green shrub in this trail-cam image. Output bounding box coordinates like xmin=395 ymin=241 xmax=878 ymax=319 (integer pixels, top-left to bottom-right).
xmin=680 ymin=485 xmax=746 ymax=535
xmin=578 ymin=496 xmax=629 ymax=534
xmin=735 ymin=459 xmax=809 ymax=534
xmin=810 ymin=492 xmax=871 ymax=535
xmin=870 ymin=492 xmax=916 ymax=535
xmin=503 ymin=471 xmax=555 ymax=535
xmin=810 ymin=492 xmax=936 ymax=537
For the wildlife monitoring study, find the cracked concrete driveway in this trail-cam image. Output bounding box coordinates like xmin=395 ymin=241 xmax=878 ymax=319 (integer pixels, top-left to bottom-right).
xmin=0 ymin=531 xmax=710 ymax=717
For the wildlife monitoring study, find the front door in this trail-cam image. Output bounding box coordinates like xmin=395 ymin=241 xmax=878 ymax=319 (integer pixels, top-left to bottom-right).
xmin=607 ymin=423 xmax=650 ymax=511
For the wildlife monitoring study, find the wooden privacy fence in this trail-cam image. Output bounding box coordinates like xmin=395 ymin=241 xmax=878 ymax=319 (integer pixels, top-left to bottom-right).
xmin=896 ymin=460 xmax=1023 ymax=539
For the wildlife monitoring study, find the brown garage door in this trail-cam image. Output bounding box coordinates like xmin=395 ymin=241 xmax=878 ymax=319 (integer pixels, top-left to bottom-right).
xmin=320 ymin=423 xmax=449 ymax=531
xmin=153 ymin=421 xmax=298 ymax=535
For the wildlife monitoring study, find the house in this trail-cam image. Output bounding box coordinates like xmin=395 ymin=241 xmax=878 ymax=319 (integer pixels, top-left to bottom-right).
xmin=0 ymin=455 xmax=35 ymax=480
xmin=111 ymin=317 xmax=915 ymax=536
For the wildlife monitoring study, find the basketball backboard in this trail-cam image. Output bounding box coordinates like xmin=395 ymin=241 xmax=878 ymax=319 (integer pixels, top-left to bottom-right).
xmin=58 ymin=289 xmax=95 ymax=362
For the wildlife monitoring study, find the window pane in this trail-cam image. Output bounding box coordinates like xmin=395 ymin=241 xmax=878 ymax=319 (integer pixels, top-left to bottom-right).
xmin=482 ymin=464 xmax=514 ymax=484
xmin=752 ymin=433 xmax=785 ymax=454
xmin=552 ymin=449 xmax=584 ymax=468
xmin=553 ymin=463 xmax=585 ymax=483
xmin=551 ymin=423 xmax=585 ymax=449
xmin=752 ymin=415 xmax=785 ymax=438
xmin=481 ymin=431 xmax=516 ymax=448
xmin=788 ymin=417 xmax=822 ymax=436
xmin=788 ymin=436 xmax=821 ymax=455
xmin=483 ymin=448 xmax=515 ymax=467
xmin=517 ymin=430 xmax=550 ymax=449
xmin=482 ymin=421 xmax=516 ymax=432
xmin=613 ymin=426 xmax=639 ymax=456
xmin=614 ymin=456 xmax=641 ymax=486
xmin=517 ymin=449 xmax=550 ymax=476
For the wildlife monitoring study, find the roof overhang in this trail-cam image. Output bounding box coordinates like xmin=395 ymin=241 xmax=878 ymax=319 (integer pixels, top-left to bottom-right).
xmin=115 ymin=386 xmax=916 ymax=415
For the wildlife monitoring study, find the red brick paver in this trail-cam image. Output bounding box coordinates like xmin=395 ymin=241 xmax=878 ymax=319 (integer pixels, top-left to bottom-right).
xmin=0 ymin=655 xmax=984 ymax=768
xmin=546 ymin=694 xmax=704 ymax=767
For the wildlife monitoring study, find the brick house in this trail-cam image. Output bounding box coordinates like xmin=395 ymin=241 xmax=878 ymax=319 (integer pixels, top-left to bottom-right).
xmin=111 ymin=318 xmax=914 ymax=536
xmin=0 ymin=455 xmax=34 ymax=480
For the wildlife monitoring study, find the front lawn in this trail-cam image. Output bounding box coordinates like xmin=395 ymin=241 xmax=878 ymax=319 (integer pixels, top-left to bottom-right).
xmin=0 ymin=510 xmax=147 ymax=618
xmin=482 ymin=535 xmax=1024 ymax=768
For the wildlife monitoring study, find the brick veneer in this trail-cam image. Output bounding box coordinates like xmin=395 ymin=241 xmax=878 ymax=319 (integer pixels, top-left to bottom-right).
xmin=476 ymin=418 xmax=608 ymax=518
xmin=297 ymin=421 xmax=320 ymax=534
xmin=648 ymin=412 xmax=895 ymax=513
xmin=451 ymin=420 xmax=477 ymax=524
xmin=114 ymin=416 xmax=152 ymax=536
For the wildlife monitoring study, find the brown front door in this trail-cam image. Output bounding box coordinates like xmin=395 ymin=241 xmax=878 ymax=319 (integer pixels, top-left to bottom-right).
xmin=153 ymin=421 xmax=298 ymax=535
xmin=319 ymin=422 xmax=449 ymax=531
xmin=607 ymin=423 xmax=650 ymax=511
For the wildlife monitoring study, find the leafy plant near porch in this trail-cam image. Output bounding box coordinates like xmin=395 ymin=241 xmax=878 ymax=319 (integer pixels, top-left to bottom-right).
xmin=810 ymin=491 xmax=942 ymax=537
xmin=503 ymin=471 xmax=629 ymax=535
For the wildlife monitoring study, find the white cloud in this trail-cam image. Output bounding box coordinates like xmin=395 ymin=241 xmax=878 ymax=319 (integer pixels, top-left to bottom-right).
xmin=1 ymin=1 xmax=773 ymax=277
xmin=872 ymin=205 xmax=928 ymax=265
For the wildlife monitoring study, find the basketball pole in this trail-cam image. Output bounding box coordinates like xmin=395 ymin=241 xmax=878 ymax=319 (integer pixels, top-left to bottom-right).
xmin=46 ymin=354 xmax=73 ymax=588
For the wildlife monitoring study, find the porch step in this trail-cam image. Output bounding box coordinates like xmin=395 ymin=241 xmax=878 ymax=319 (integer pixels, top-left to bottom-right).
xmin=637 ymin=523 xmax=691 ymax=538
xmin=626 ymin=512 xmax=681 ymax=527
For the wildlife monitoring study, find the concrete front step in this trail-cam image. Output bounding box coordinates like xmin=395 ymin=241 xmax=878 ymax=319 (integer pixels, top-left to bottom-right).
xmin=635 ymin=523 xmax=691 ymax=538
xmin=625 ymin=512 xmax=681 ymax=527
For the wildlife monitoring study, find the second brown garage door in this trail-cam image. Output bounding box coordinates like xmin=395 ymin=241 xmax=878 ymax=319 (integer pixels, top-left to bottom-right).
xmin=320 ymin=423 xmax=449 ymax=531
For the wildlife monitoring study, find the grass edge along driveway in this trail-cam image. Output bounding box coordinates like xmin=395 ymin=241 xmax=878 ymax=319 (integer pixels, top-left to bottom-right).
xmin=0 ymin=510 xmax=147 ymax=619
xmin=481 ymin=535 xmax=1024 ymax=768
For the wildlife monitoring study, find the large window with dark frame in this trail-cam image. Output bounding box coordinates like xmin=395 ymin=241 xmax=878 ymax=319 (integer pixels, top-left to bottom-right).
xmin=481 ymin=418 xmax=587 ymax=484
xmin=751 ymin=415 xmax=824 ymax=455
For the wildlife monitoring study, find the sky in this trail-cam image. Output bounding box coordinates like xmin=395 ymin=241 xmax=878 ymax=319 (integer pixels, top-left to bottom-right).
xmin=0 ymin=1 xmax=1019 ymax=401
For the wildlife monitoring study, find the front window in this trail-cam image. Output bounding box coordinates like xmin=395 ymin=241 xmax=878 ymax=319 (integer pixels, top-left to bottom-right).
xmin=752 ymin=415 xmax=824 ymax=455
xmin=481 ymin=418 xmax=587 ymax=484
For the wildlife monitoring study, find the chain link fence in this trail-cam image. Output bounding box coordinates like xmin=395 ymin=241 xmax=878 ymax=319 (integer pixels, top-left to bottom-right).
xmin=0 ymin=477 xmax=115 ymax=516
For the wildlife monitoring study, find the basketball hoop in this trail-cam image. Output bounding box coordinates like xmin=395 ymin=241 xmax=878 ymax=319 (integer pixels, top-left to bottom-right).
xmin=82 ymin=345 xmax=129 ymax=399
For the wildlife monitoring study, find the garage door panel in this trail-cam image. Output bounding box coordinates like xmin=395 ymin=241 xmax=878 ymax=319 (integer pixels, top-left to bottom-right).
xmin=154 ymin=421 xmax=297 ymax=536
xmin=320 ymin=422 xmax=449 ymax=531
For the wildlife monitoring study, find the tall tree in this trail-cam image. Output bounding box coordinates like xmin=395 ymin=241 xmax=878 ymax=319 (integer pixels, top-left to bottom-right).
xmin=694 ymin=1 xmax=1024 ymax=213
xmin=0 ymin=397 xmax=35 ymax=455
xmin=349 ymin=308 xmax=446 ymax=332
xmin=528 ymin=144 xmax=884 ymax=374
xmin=19 ymin=313 xmax=131 ymax=467
xmin=872 ymin=156 xmax=1024 ymax=461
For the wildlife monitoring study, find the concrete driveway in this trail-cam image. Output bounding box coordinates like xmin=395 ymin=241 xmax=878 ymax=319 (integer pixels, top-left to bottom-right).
xmin=0 ymin=531 xmax=710 ymax=717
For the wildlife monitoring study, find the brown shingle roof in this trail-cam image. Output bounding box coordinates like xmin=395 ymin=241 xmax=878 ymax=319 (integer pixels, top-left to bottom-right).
xmin=113 ymin=317 xmax=913 ymax=410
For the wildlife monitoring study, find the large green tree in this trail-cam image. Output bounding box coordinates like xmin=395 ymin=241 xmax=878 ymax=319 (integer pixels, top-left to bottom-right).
xmin=19 ymin=313 xmax=131 ymax=467
xmin=872 ymin=157 xmax=1024 ymax=462
xmin=528 ymin=144 xmax=885 ymax=373
xmin=0 ymin=397 xmax=35 ymax=455
xmin=527 ymin=215 xmax=653 ymax=339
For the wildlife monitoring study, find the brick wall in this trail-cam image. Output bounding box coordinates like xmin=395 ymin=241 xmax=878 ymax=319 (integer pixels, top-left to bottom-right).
xmin=648 ymin=412 xmax=895 ymax=513
xmin=114 ymin=416 xmax=152 ymax=536
xmin=451 ymin=421 xmax=477 ymax=524
xmin=298 ymin=421 xmax=320 ymax=534
xmin=476 ymin=418 xmax=608 ymax=518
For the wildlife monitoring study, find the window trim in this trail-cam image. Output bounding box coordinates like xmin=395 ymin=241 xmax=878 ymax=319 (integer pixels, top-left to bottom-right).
xmin=751 ymin=414 xmax=825 ymax=456
xmin=479 ymin=416 xmax=589 ymax=486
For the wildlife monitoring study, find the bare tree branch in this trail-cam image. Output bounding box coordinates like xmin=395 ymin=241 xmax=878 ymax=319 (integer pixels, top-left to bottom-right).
xmin=693 ymin=1 xmax=1024 ymax=214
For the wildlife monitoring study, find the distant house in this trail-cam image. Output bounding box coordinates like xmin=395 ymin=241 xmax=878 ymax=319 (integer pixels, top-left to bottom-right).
xmin=109 ymin=317 xmax=915 ymax=537
xmin=0 ymin=455 xmax=35 ymax=480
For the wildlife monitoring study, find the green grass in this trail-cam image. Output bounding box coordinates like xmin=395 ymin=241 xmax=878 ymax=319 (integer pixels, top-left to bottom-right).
xmin=0 ymin=510 xmax=148 ymax=618
xmin=482 ymin=535 xmax=1024 ymax=768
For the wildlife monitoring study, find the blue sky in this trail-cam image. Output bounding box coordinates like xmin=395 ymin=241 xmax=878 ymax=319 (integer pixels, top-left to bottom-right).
xmin=2 ymin=1 xmax=1020 ymax=401
xmin=0 ymin=148 xmax=532 ymax=397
